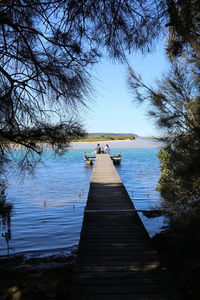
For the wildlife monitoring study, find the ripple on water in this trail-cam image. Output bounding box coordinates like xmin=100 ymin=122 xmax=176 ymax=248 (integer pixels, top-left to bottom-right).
xmin=0 ymin=147 xmax=164 ymax=257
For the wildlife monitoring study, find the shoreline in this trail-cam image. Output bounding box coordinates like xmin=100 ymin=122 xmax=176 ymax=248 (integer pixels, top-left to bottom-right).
xmin=2 ymin=138 xmax=164 ymax=150
xmin=0 ymin=253 xmax=75 ymax=299
xmin=71 ymin=138 xmax=133 ymax=144
xmin=1 ymin=229 xmax=198 ymax=299
xmin=70 ymin=138 xmax=164 ymax=149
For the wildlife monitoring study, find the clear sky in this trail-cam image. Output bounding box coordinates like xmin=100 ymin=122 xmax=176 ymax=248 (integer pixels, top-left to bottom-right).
xmin=80 ymin=41 xmax=169 ymax=137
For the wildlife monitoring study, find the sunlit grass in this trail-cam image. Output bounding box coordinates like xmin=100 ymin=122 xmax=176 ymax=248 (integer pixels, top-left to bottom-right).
xmin=74 ymin=134 xmax=136 ymax=142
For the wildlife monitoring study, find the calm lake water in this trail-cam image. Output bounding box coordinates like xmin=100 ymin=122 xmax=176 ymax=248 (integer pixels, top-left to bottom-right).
xmin=0 ymin=141 xmax=164 ymax=257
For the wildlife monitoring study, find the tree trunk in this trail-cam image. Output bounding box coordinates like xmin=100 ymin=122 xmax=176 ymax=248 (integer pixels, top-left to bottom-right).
xmin=167 ymin=0 xmax=200 ymax=57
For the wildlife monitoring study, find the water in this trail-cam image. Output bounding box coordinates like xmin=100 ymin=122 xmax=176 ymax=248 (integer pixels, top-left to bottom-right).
xmin=116 ymin=148 xmax=164 ymax=237
xmin=0 ymin=145 xmax=164 ymax=257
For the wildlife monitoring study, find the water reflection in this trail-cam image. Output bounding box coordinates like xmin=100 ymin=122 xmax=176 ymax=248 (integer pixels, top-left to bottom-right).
xmin=0 ymin=182 xmax=12 ymax=254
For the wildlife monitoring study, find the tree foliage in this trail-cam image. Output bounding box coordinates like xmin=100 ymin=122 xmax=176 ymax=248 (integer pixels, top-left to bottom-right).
xmin=165 ymin=0 xmax=200 ymax=58
xmin=0 ymin=0 xmax=97 ymax=166
xmin=128 ymin=58 xmax=200 ymax=217
xmin=128 ymin=61 xmax=200 ymax=136
xmin=126 ymin=0 xmax=200 ymax=222
xmin=0 ymin=0 xmax=200 ymax=169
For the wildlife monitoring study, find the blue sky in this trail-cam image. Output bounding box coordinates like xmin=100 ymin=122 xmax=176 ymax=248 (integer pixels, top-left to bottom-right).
xmin=81 ymin=41 xmax=169 ymax=137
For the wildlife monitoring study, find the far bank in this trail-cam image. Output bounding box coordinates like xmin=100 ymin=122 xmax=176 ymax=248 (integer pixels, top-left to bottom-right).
xmin=70 ymin=138 xmax=164 ymax=149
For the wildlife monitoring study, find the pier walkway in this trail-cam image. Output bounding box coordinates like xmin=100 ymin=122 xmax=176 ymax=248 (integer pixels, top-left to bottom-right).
xmin=69 ymin=154 xmax=178 ymax=299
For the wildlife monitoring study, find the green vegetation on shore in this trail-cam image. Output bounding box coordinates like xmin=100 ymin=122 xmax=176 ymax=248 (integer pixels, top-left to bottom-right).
xmin=74 ymin=134 xmax=136 ymax=142
xmin=1 ymin=133 xmax=136 ymax=145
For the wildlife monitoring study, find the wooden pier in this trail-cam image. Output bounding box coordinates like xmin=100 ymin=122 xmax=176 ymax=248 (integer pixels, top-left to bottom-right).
xmin=69 ymin=154 xmax=178 ymax=299
xmin=84 ymin=152 xmax=121 ymax=165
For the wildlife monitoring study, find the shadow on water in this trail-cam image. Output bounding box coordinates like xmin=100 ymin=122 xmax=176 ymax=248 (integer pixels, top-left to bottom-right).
xmin=0 ymin=182 xmax=12 ymax=255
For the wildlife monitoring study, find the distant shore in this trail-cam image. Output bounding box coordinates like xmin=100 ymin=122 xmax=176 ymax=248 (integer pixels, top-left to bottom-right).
xmin=71 ymin=138 xmax=132 ymax=144
xmin=3 ymin=138 xmax=164 ymax=151
xmin=70 ymin=138 xmax=164 ymax=149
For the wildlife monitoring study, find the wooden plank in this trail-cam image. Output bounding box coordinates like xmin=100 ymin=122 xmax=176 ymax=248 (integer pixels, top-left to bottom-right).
xmin=70 ymin=284 xmax=176 ymax=295
xmin=69 ymin=154 xmax=178 ymax=299
xmin=70 ymin=294 xmax=177 ymax=300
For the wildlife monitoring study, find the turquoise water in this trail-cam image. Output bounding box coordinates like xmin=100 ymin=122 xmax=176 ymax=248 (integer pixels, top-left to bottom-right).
xmin=0 ymin=147 xmax=164 ymax=257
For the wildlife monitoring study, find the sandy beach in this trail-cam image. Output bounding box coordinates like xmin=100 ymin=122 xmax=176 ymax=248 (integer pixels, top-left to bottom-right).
xmin=70 ymin=138 xmax=164 ymax=149
xmin=4 ymin=138 xmax=164 ymax=151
